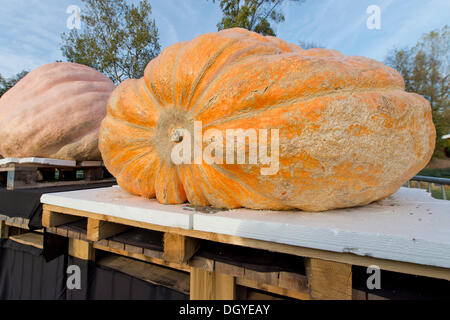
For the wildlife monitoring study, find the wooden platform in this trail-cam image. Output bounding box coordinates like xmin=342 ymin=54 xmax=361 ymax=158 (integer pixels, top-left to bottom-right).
xmin=39 ymin=186 xmax=450 ymax=300
xmin=0 ymin=157 xmax=112 ymax=190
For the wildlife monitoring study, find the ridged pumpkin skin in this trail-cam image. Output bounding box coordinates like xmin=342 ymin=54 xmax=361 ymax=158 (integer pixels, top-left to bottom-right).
xmin=99 ymin=28 xmax=435 ymax=211
xmin=0 ymin=62 xmax=115 ymax=160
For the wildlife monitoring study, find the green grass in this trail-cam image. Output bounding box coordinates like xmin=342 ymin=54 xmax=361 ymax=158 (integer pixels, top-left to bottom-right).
xmin=409 ymin=182 xmax=450 ymax=200
xmin=430 ymin=186 xmax=450 ymax=200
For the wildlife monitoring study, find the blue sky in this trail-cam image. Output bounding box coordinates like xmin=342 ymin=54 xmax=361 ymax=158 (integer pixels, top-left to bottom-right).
xmin=0 ymin=0 xmax=448 ymax=78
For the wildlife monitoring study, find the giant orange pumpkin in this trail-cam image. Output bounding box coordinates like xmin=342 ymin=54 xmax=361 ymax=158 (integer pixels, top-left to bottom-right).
xmin=99 ymin=28 xmax=435 ymax=211
xmin=0 ymin=62 xmax=115 ymax=160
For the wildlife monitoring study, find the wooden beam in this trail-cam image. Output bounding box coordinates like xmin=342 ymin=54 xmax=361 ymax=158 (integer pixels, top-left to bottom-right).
xmin=9 ymin=232 xmax=43 ymax=249
xmin=190 ymin=268 xmax=235 ymax=300
xmin=0 ymin=220 xmax=8 ymax=239
xmin=93 ymin=242 xmax=190 ymax=272
xmin=236 ymin=278 xmax=311 ymax=300
xmin=190 ymin=256 xmax=215 ymax=272
xmin=279 ymin=271 xmax=309 ymax=293
xmin=163 ymin=233 xmax=200 ymax=263
xmin=306 ymin=258 xmax=352 ymax=300
xmin=86 ymin=218 xmax=129 ymax=242
xmin=244 ymin=268 xmax=279 ymax=286
xmin=215 ymin=261 xmax=244 ymax=278
xmin=42 ymin=209 xmax=82 ymax=228
xmin=352 ymin=289 xmax=368 ymax=300
xmin=97 ymin=255 xmax=190 ymax=295
xmin=69 ymin=238 xmax=95 ymax=261
xmin=215 ymin=272 xmax=236 ymax=300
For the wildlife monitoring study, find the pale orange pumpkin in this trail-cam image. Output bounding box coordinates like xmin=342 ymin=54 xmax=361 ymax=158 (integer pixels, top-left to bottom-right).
xmin=99 ymin=28 xmax=435 ymax=211
xmin=0 ymin=62 xmax=115 ymax=160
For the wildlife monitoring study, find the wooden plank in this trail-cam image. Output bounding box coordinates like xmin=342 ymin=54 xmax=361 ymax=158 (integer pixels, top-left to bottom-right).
xmin=97 ymin=255 xmax=190 ymax=295
xmin=244 ymin=269 xmax=279 ymax=287
xmin=43 ymin=204 xmax=450 ymax=281
xmin=189 ymin=256 xmax=215 ymax=272
xmin=42 ymin=209 xmax=82 ymax=228
xmin=67 ymin=229 xmax=82 ymax=240
xmin=352 ymin=289 xmax=368 ymax=300
xmin=163 ymin=233 xmax=200 ymax=263
xmin=215 ymin=261 xmax=244 ymax=278
xmin=108 ymin=240 xmax=125 ymax=251
xmin=9 ymin=232 xmax=43 ymax=249
xmin=236 ymin=278 xmax=311 ymax=300
xmin=48 ymin=226 xmax=69 ymax=238
xmin=87 ymin=218 xmax=129 ymax=241
xmin=215 ymin=272 xmax=236 ymax=300
xmin=143 ymin=247 xmax=164 ymax=260
xmin=93 ymin=242 xmax=190 ymax=272
xmin=190 ymin=268 xmax=235 ymax=300
xmin=306 ymin=258 xmax=352 ymax=300
xmin=0 ymin=220 xmax=8 ymax=239
xmin=125 ymin=244 xmax=144 ymax=255
xmin=279 ymin=272 xmax=308 ymax=293
xmin=367 ymin=293 xmax=389 ymax=300
xmin=246 ymin=290 xmax=284 ymax=300
xmin=5 ymin=217 xmax=32 ymax=230
xmin=69 ymin=238 xmax=95 ymax=261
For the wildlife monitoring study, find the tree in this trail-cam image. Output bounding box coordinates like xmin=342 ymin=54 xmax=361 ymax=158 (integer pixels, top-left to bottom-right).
xmin=61 ymin=0 xmax=161 ymax=84
xmin=385 ymin=25 xmax=449 ymax=158
xmin=0 ymin=71 xmax=29 ymax=98
xmin=210 ymin=0 xmax=304 ymax=36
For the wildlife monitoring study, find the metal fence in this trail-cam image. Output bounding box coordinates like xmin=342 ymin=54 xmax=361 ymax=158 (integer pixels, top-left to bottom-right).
xmin=407 ymin=175 xmax=450 ymax=200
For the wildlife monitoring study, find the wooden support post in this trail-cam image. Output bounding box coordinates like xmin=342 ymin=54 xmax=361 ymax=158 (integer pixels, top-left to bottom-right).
xmin=42 ymin=209 xmax=81 ymax=228
xmin=190 ymin=268 xmax=235 ymax=300
xmin=69 ymin=238 xmax=95 ymax=261
xmin=163 ymin=233 xmax=200 ymax=263
xmin=87 ymin=218 xmax=129 ymax=242
xmin=0 ymin=220 xmax=9 ymax=239
xmin=306 ymin=258 xmax=352 ymax=300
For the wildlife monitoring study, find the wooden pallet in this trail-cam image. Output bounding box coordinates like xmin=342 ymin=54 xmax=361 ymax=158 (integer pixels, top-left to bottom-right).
xmin=0 ymin=158 xmax=113 ymax=190
xmin=43 ymin=203 xmax=394 ymax=300
xmin=0 ymin=215 xmax=44 ymax=239
xmin=43 ymin=205 xmax=201 ymax=265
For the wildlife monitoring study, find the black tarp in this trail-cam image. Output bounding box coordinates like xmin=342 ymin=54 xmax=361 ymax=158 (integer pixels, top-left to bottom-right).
xmin=0 ymin=239 xmax=66 ymax=300
xmin=0 ymin=181 xmax=116 ymax=230
xmin=0 ymin=238 xmax=188 ymax=300
xmin=66 ymin=256 xmax=188 ymax=300
xmin=352 ymin=265 xmax=450 ymax=299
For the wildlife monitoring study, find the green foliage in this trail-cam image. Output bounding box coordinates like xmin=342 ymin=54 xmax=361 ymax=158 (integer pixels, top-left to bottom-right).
xmin=210 ymin=0 xmax=304 ymax=36
xmin=61 ymin=0 xmax=161 ymax=84
xmin=419 ymin=167 xmax=450 ymax=178
xmin=0 ymin=70 xmax=29 ymax=98
xmin=385 ymin=25 xmax=449 ymax=158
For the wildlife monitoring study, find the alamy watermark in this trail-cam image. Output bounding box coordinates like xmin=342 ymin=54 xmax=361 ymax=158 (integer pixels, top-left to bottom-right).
xmin=170 ymin=121 xmax=280 ymax=176
xmin=67 ymin=265 xmax=81 ymax=290
xmin=366 ymin=5 xmax=381 ymax=30
xmin=367 ymin=265 xmax=381 ymax=289
xmin=66 ymin=5 xmax=81 ymax=30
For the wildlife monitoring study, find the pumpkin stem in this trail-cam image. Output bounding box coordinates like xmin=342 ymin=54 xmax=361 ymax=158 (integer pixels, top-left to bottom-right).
xmin=170 ymin=128 xmax=184 ymax=143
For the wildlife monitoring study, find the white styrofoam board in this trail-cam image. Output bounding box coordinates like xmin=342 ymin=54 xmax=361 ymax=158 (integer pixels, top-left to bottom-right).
xmin=40 ymin=186 xmax=450 ymax=268
xmin=0 ymin=157 xmax=76 ymax=167
xmin=193 ymin=188 xmax=450 ymax=269
xmin=79 ymin=160 xmax=104 ymax=167
xmin=41 ymin=187 xmax=193 ymax=230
